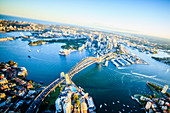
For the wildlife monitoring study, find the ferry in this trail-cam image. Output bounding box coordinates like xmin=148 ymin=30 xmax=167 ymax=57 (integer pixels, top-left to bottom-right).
xmin=59 ymin=49 xmax=71 ymax=56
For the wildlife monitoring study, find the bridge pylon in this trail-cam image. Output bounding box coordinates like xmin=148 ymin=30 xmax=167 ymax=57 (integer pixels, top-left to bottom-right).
xmin=65 ymin=74 xmax=71 ymax=85
xmin=97 ymin=53 xmax=100 ymax=59
xmin=99 ymin=57 xmax=102 ymax=63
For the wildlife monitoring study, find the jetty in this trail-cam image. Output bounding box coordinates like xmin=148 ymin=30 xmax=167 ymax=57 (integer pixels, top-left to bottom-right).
xmin=116 ymin=59 xmax=125 ymax=66
xmin=121 ymin=58 xmax=130 ymax=65
xmin=111 ymin=59 xmax=119 ymax=67
xmin=126 ymin=58 xmax=134 ymax=64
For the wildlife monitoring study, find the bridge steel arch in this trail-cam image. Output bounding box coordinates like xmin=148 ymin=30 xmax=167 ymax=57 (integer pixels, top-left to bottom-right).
xmin=66 ymin=57 xmax=99 ymax=78
xmin=26 ymin=55 xmax=108 ymax=113
xmin=26 ymin=57 xmax=99 ymax=113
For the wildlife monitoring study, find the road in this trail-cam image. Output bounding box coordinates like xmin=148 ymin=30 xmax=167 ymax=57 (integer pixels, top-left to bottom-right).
xmin=26 ymin=78 xmax=65 ymax=113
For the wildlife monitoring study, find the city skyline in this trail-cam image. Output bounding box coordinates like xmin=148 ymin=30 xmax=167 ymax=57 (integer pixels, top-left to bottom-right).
xmin=0 ymin=7 xmax=170 ymax=113
xmin=0 ymin=0 xmax=170 ymax=39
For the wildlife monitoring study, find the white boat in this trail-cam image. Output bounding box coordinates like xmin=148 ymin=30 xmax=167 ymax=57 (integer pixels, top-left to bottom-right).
xmin=59 ymin=49 xmax=65 ymax=55
xmin=117 ymin=101 xmax=120 ymax=103
xmin=112 ymin=102 xmax=115 ymax=104
xmin=59 ymin=49 xmax=71 ymax=56
xmin=100 ymin=104 xmax=102 ymax=108
xmin=131 ymin=96 xmax=135 ymax=100
xmin=37 ymin=50 xmax=39 ymax=52
xmin=104 ymin=103 xmax=107 ymax=106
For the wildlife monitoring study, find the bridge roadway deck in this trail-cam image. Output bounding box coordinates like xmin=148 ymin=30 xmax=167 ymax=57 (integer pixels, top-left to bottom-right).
xmin=26 ymin=78 xmax=65 ymax=113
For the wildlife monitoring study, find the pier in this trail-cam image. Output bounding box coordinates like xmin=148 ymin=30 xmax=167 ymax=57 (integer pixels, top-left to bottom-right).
xmin=121 ymin=58 xmax=130 ymax=65
xmin=111 ymin=59 xmax=119 ymax=67
xmin=116 ymin=59 xmax=125 ymax=66
xmin=126 ymin=58 xmax=134 ymax=64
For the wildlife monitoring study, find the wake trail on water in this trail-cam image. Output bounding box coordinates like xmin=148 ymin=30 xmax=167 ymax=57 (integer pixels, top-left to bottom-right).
xmin=0 ymin=45 xmax=24 ymax=48
xmin=108 ymin=68 xmax=132 ymax=75
xmin=117 ymin=67 xmax=129 ymax=69
xmin=166 ymin=68 xmax=169 ymax=73
xmin=107 ymin=67 xmax=132 ymax=76
xmin=131 ymin=71 xmax=170 ymax=85
xmin=121 ymin=75 xmax=125 ymax=85
xmin=30 ymin=56 xmax=49 ymax=62
xmin=109 ymin=67 xmax=170 ymax=84
xmin=131 ymin=72 xmax=157 ymax=78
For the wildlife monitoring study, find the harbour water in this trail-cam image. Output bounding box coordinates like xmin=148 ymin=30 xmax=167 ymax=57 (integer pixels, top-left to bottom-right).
xmin=0 ymin=16 xmax=170 ymax=113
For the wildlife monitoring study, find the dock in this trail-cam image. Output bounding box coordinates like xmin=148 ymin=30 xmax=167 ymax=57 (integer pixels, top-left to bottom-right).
xmin=121 ymin=58 xmax=130 ymax=65
xmin=106 ymin=55 xmax=115 ymax=60
xmin=126 ymin=58 xmax=134 ymax=64
xmin=116 ymin=59 xmax=125 ymax=66
xmin=111 ymin=59 xmax=119 ymax=67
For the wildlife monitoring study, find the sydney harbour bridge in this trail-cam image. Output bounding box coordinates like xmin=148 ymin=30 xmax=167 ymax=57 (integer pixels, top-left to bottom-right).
xmin=26 ymin=53 xmax=112 ymax=113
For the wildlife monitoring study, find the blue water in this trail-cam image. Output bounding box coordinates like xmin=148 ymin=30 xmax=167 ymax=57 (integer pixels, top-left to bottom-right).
xmin=0 ymin=31 xmax=32 ymax=38
xmin=0 ymin=15 xmax=170 ymax=113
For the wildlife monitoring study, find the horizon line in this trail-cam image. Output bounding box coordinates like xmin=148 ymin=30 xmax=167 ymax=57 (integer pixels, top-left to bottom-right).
xmin=0 ymin=13 xmax=169 ymax=40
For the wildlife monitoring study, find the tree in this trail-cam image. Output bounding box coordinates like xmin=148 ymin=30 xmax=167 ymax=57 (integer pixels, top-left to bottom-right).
xmin=0 ymin=62 xmax=5 ymax=68
xmin=49 ymin=104 xmax=55 ymax=111
xmin=28 ymin=80 xmax=33 ymax=84
xmin=37 ymin=85 xmax=41 ymax=88
xmin=75 ymin=100 xmax=81 ymax=112
xmin=75 ymin=100 xmax=80 ymax=106
xmin=59 ymin=86 xmax=63 ymax=92
xmin=73 ymin=94 xmax=79 ymax=101
xmin=8 ymin=60 xmax=14 ymax=66
xmin=13 ymin=62 xmax=18 ymax=67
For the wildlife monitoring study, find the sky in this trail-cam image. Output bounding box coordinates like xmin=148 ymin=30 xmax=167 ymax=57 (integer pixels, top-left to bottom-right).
xmin=0 ymin=0 xmax=170 ymax=39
